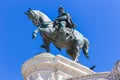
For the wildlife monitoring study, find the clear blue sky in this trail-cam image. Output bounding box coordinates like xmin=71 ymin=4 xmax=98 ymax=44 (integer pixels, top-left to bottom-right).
xmin=0 ymin=0 xmax=120 ymax=80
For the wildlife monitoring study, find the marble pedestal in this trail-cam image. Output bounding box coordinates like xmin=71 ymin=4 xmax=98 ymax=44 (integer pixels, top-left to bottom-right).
xmin=21 ymin=52 xmax=95 ymax=80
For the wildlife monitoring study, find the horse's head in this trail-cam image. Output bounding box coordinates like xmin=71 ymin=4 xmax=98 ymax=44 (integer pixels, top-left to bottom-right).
xmin=25 ymin=8 xmax=52 ymax=27
xmin=25 ymin=8 xmax=41 ymax=27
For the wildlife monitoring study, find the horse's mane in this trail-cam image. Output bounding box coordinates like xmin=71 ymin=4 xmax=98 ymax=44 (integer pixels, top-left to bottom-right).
xmin=32 ymin=10 xmax=51 ymax=22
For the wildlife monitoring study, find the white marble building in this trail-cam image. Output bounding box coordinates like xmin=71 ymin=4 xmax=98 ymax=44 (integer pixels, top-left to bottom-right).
xmin=21 ymin=53 xmax=120 ymax=80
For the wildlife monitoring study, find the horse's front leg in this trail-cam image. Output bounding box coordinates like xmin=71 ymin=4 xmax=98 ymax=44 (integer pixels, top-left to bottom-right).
xmin=32 ymin=27 xmax=40 ymax=39
xmin=32 ymin=32 xmax=37 ymax=39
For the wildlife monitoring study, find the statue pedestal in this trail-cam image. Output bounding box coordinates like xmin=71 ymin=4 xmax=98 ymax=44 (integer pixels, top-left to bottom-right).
xmin=21 ymin=52 xmax=95 ymax=80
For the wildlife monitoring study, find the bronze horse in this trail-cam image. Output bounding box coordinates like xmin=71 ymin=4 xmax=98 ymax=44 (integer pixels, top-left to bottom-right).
xmin=25 ymin=9 xmax=89 ymax=62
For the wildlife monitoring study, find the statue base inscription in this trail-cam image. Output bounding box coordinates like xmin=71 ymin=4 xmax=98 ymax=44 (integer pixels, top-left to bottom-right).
xmin=21 ymin=52 xmax=95 ymax=80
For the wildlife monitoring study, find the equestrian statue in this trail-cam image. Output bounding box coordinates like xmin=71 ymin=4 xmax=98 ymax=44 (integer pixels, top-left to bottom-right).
xmin=24 ymin=7 xmax=90 ymax=63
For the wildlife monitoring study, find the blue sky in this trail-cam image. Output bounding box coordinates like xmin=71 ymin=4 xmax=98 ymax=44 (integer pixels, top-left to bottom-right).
xmin=0 ymin=0 xmax=120 ymax=80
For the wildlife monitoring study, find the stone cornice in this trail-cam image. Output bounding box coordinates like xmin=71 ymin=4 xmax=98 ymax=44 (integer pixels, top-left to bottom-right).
xmin=21 ymin=53 xmax=95 ymax=79
xmin=68 ymin=72 xmax=110 ymax=80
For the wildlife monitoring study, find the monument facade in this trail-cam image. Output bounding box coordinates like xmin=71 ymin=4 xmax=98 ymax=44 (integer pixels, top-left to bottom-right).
xmin=22 ymin=53 xmax=95 ymax=80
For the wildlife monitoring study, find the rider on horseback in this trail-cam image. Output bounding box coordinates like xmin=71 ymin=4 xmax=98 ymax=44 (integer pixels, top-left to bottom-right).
xmin=54 ymin=6 xmax=76 ymax=33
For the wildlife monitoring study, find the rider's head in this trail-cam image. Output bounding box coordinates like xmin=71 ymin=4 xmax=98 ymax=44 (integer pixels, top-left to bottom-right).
xmin=58 ymin=6 xmax=64 ymax=15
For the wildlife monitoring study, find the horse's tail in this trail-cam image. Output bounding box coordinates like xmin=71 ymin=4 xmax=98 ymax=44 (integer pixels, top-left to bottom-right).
xmin=83 ymin=37 xmax=90 ymax=59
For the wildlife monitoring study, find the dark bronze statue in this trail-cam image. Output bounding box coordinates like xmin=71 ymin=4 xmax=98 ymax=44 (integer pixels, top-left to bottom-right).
xmin=25 ymin=7 xmax=89 ymax=63
xmin=54 ymin=6 xmax=75 ymax=30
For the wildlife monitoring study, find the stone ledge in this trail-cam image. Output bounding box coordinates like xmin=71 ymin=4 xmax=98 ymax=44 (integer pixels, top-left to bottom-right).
xmin=68 ymin=72 xmax=110 ymax=80
xmin=21 ymin=53 xmax=95 ymax=80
